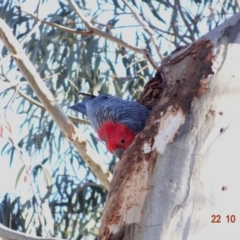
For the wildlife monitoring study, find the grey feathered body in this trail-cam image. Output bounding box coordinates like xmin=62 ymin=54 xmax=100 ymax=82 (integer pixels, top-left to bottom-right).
xmin=70 ymin=93 xmax=150 ymax=133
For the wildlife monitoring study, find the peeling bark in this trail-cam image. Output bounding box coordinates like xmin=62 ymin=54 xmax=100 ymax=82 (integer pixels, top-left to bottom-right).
xmin=99 ymin=13 xmax=240 ymax=240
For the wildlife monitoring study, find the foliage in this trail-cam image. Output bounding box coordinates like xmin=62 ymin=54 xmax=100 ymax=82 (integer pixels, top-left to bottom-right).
xmin=0 ymin=0 xmax=237 ymax=238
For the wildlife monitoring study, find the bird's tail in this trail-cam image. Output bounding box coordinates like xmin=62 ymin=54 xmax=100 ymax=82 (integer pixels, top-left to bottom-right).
xmin=69 ymin=102 xmax=87 ymax=115
xmin=70 ymin=93 xmax=96 ymax=115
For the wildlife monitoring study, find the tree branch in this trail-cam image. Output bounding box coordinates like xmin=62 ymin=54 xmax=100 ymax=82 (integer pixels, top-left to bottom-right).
xmin=0 ymin=223 xmax=63 ymax=240
xmin=16 ymin=87 xmax=91 ymax=125
xmin=1 ymin=77 xmax=90 ymax=125
xmin=68 ymin=0 xmax=159 ymax=69
xmin=0 ymin=18 xmax=112 ymax=190
xmin=176 ymin=0 xmax=195 ymax=42
xmin=122 ymin=0 xmax=163 ymax=60
xmin=17 ymin=6 xmax=92 ymax=36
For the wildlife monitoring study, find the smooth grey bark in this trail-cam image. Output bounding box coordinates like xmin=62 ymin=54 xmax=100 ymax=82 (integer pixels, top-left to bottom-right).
xmin=99 ymin=13 xmax=240 ymax=240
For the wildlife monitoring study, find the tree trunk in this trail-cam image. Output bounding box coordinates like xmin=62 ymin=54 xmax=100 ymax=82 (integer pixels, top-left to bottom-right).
xmin=99 ymin=13 xmax=240 ymax=240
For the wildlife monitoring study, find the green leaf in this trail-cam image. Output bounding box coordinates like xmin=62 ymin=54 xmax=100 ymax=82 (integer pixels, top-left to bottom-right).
xmin=15 ymin=165 xmax=25 ymax=188
xmin=85 ymin=38 xmax=99 ymax=64
xmin=40 ymin=164 xmax=53 ymax=188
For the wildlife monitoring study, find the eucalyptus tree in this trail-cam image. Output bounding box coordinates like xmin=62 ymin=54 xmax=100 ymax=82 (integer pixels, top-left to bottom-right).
xmin=0 ymin=0 xmax=238 ymax=239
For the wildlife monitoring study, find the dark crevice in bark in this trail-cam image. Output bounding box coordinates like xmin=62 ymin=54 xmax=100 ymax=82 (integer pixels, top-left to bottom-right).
xmin=138 ymin=67 xmax=164 ymax=110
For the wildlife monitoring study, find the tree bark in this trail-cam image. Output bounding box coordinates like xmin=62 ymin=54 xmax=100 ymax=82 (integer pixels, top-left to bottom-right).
xmin=99 ymin=13 xmax=240 ymax=240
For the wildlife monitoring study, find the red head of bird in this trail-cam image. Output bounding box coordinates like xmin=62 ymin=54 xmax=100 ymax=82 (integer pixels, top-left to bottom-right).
xmin=70 ymin=93 xmax=149 ymax=158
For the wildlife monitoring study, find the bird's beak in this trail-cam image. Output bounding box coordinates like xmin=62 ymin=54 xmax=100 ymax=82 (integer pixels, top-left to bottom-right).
xmin=113 ymin=148 xmax=124 ymax=159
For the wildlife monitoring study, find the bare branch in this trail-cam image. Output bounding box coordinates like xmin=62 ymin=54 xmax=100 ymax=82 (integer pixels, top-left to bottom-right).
xmin=122 ymin=0 xmax=163 ymax=60
xmin=18 ymin=6 xmax=92 ymax=36
xmin=15 ymin=87 xmax=91 ymax=125
xmin=0 ymin=76 xmax=90 ymax=125
xmin=0 ymin=19 xmax=112 ymax=190
xmin=176 ymin=0 xmax=195 ymax=42
xmin=68 ymin=0 xmax=159 ymax=69
xmin=169 ymin=5 xmax=190 ymax=45
xmin=0 ymin=223 xmax=63 ymax=240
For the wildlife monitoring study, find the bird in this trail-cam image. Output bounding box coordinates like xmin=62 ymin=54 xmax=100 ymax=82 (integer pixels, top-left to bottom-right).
xmin=70 ymin=93 xmax=150 ymax=158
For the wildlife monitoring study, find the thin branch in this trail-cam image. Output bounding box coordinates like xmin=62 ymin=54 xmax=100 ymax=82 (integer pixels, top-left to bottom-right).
xmin=122 ymin=0 xmax=163 ymax=60
xmin=18 ymin=5 xmax=92 ymax=36
xmin=0 ymin=19 xmax=112 ymax=190
xmin=147 ymin=22 xmax=176 ymax=36
xmin=17 ymin=88 xmax=91 ymax=125
xmin=126 ymin=58 xmax=145 ymax=69
xmin=176 ymin=0 xmax=195 ymax=42
xmin=1 ymin=75 xmax=90 ymax=125
xmin=0 ymin=223 xmax=63 ymax=240
xmin=169 ymin=5 xmax=190 ymax=45
xmin=78 ymin=91 xmax=95 ymax=97
xmin=68 ymin=0 xmax=159 ymax=69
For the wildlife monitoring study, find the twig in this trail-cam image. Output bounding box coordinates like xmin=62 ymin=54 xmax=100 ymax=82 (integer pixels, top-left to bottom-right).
xmin=5 ymin=84 xmax=91 ymax=125
xmin=126 ymin=58 xmax=145 ymax=69
xmin=41 ymin=73 xmax=60 ymax=81
xmin=169 ymin=4 xmax=190 ymax=45
xmin=78 ymin=91 xmax=95 ymax=97
xmin=18 ymin=5 xmax=92 ymax=36
xmin=68 ymin=0 xmax=159 ymax=69
xmin=0 ymin=78 xmax=91 ymax=125
xmin=122 ymin=0 xmax=163 ymax=60
xmin=0 ymin=19 xmax=112 ymax=190
xmin=19 ymin=88 xmax=91 ymax=125
xmin=176 ymin=0 xmax=195 ymax=42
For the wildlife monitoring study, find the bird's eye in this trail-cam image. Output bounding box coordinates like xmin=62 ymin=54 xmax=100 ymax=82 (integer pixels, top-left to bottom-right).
xmin=120 ymin=139 xmax=125 ymax=144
